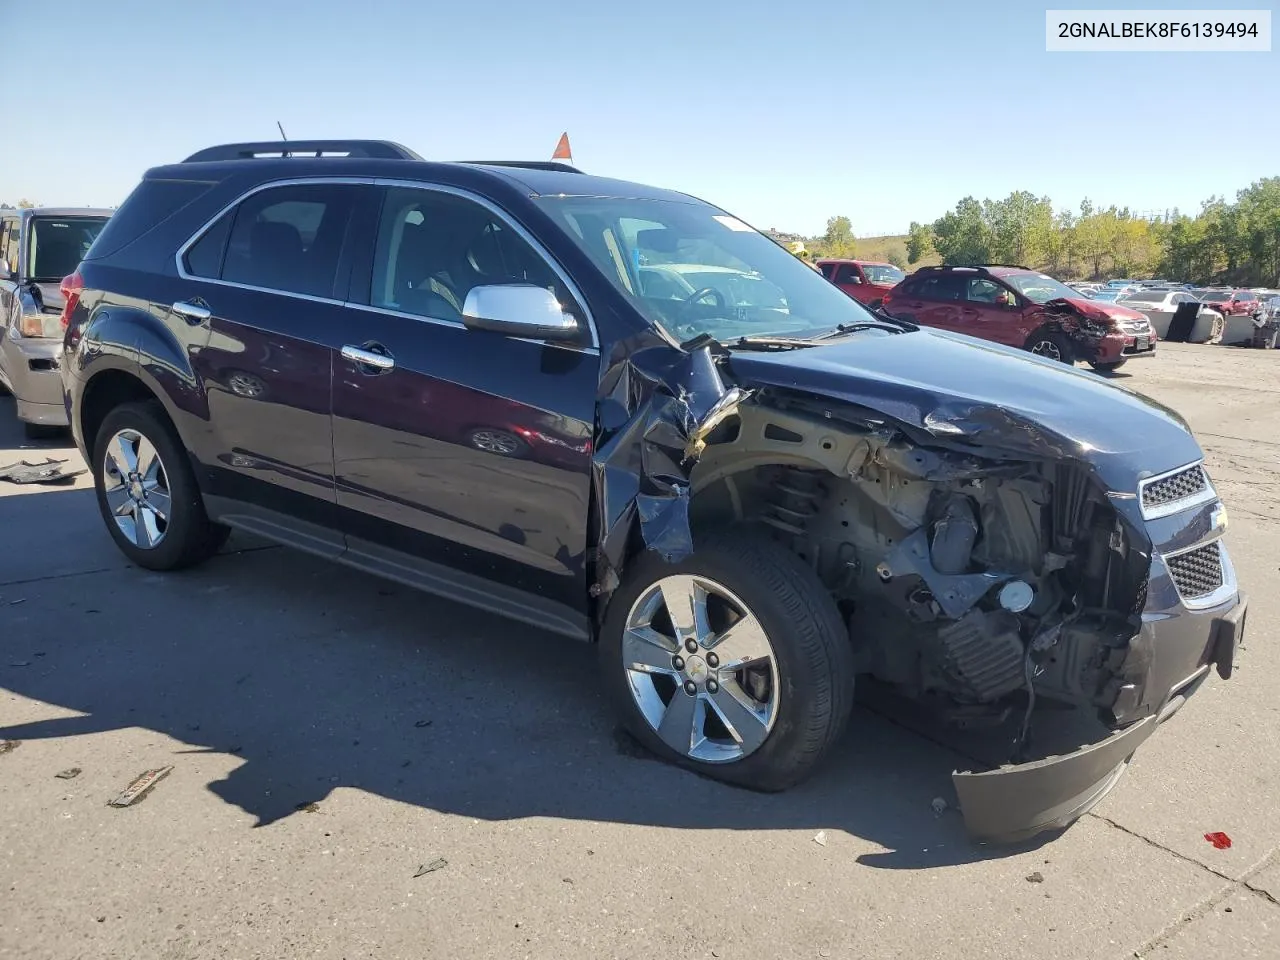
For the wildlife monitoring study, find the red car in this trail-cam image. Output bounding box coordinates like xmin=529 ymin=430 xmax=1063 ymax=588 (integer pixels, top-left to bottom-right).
xmin=881 ymin=265 xmax=1157 ymax=371
xmin=816 ymin=258 xmax=906 ymax=307
xmin=1199 ymin=289 xmax=1261 ymax=317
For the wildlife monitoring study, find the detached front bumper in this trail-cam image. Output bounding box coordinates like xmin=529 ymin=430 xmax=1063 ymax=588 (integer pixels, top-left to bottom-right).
xmin=0 ymin=334 xmax=69 ymax=426
xmin=953 ymin=530 xmax=1245 ymax=843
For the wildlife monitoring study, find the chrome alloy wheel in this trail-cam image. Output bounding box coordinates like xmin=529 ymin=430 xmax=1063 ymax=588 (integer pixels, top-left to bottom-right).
xmin=622 ymin=574 xmax=780 ymax=763
xmin=1031 ymin=339 xmax=1063 ymax=361
xmin=101 ymin=428 xmax=171 ymax=548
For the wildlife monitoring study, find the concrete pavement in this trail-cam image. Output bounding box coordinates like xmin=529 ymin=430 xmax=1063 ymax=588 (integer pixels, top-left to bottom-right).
xmin=1 ymin=341 xmax=1277 ymax=959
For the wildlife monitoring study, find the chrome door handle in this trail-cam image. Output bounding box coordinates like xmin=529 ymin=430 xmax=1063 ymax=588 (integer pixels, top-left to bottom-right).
xmin=342 ymin=344 xmax=395 ymax=372
xmin=172 ymin=300 xmax=211 ymax=323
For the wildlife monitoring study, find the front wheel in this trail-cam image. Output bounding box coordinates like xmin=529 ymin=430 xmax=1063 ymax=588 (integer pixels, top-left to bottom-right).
xmin=92 ymin=401 xmax=229 ymax=570
xmin=1089 ymin=359 xmax=1127 ymax=373
xmin=1025 ymin=328 xmax=1075 ymax=364
xmin=600 ymin=529 xmax=854 ymax=792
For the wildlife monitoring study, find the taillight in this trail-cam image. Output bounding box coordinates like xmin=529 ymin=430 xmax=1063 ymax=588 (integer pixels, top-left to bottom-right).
xmin=59 ymin=271 xmax=84 ymax=331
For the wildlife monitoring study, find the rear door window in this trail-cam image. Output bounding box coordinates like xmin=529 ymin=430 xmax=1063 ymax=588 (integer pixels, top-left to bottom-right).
xmin=833 ymin=264 xmax=862 ymax=284
xmin=915 ymin=274 xmax=964 ymax=301
xmin=214 ymin=184 xmax=356 ymax=298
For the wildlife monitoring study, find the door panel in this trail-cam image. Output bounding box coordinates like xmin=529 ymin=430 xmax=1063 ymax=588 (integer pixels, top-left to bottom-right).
xmin=961 ymin=277 xmax=1021 ymax=345
xmin=176 ymin=182 xmax=362 ymax=527
xmin=332 ymin=185 xmax=598 ymax=611
xmin=899 ymin=275 xmax=964 ymax=331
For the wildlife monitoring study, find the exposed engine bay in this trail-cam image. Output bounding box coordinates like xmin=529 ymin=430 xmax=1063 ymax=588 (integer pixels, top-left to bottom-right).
xmin=689 ymin=388 xmax=1148 ymax=742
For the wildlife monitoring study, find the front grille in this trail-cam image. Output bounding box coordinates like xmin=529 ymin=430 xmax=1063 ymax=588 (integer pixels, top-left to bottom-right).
xmin=1141 ymin=463 xmax=1209 ymax=512
xmin=1167 ymin=541 xmax=1223 ymax=600
xmin=1122 ymin=319 xmax=1150 ymax=334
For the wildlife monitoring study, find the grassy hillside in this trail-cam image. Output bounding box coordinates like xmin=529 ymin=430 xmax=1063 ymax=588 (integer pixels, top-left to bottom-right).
xmin=855 ymin=234 xmax=942 ymax=269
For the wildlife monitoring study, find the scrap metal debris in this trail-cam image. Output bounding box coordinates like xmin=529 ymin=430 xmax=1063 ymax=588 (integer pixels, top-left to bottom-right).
xmin=1204 ymin=831 xmax=1232 ymax=850
xmin=813 ymin=830 xmax=828 ymax=847
xmin=413 ymin=858 xmax=448 ymax=877
xmin=108 ymin=766 xmax=173 ymax=807
xmin=55 ymin=768 xmax=82 ymax=780
xmin=0 ymin=458 xmax=87 ymax=485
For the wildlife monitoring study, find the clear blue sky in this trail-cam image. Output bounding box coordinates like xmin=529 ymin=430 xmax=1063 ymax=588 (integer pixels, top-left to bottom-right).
xmin=5 ymin=0 xmax=1276 ymax=236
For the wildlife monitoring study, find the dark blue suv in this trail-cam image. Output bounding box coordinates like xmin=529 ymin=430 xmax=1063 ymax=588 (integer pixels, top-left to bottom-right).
xmin=60 ymin=140 xmax=1246 ymax=842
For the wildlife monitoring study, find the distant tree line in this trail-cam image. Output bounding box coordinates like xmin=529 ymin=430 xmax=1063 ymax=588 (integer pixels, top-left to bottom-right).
xmin=805 ymin=177 xmax=1280 ymax=284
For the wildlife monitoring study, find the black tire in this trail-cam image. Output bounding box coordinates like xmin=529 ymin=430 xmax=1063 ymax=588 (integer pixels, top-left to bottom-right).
xmin=22 ymin=421 xmax=64 ymax=440
xmin=1025 ymin=328 xmax=1075 ymax=364
xmin=92 ymin=401 xmax=229 ymax=570
xmin=600 ymin=527 xmax=855 ymax=792
xmin=1089 ymin=360 xmax=1127 ymax=372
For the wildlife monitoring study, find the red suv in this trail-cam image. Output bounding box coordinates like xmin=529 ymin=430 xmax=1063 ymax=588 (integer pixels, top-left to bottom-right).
xmin=881 ymin=265 xmax=1157 ymax=371
xmin=1199 ymin=289 xmax=1261 ymax=317
xmin=816 ymin=259 xmax=905 ymax=308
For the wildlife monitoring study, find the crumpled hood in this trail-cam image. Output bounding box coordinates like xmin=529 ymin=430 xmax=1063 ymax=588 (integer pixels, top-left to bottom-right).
xmin=723 ymin=328 xmax=1201 ymax=491
xmin=1051 ymin=297 xmax=1148 ymax=323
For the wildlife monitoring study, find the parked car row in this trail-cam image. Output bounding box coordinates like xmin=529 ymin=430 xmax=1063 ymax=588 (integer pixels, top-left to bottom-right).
xmin=32 ymin=138 xmax=1244 ymax=844
xmin=0 ymin=207 xmax=113 ymax=436
xmin=816 ymin=261 xmax=1157 ymax=371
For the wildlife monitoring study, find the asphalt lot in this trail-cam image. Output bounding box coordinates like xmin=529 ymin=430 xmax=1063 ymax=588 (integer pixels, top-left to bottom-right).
xmin=1 ymin=342 xmax=1277 ymax=960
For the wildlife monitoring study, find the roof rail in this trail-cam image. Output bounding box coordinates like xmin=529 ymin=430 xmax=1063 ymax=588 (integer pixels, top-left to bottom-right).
xmin=182 ymin=140 xmax=423 ymax=163
xmin=461 ymin=160 xmax=584 ymax=174
xmin=975 ymin=263 xmax=1031 ymax=270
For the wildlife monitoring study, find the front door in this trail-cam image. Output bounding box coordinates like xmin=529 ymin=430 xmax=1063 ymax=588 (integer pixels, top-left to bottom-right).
xmin=331 ymin=184 xmax=598 ymax=613
xmin=960 ymin=276 xmax=1022 ymax=345
xmin=175 ymin=181 xmax=364 ymax=533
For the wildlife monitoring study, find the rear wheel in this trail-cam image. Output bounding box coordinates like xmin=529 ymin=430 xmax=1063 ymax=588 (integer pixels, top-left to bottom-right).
xmin=1026 ymin=328 xmax=1075 ymax=364
xmin=600 ymin=528 xmax=854 ymax=791
xmin=92 ymin=402 xmax=229 ymax=570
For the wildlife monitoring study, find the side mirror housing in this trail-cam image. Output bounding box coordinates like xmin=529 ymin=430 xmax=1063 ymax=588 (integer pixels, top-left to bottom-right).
xmin=461 ymin=284 xmax=581 ymax=341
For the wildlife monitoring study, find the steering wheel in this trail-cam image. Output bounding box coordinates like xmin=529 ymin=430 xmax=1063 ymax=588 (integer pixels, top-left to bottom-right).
xmin=684 ymin=286 xmax=728 ymax=309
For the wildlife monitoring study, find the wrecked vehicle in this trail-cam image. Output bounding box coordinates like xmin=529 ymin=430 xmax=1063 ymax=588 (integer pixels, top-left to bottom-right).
xmin=61 ymin=140 xmax=1246 ymax=842
xmin=880 ymin=265 xmax=1157 ymax=372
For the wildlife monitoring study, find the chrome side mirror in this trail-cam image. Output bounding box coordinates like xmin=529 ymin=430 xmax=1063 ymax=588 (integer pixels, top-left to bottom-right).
xmin=462 ymin=284 xmax=580 ymax=340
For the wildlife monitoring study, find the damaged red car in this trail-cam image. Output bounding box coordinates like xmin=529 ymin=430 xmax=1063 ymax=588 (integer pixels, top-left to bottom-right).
xmin=881 ymin=265 xmax=1157 ymax=372
xmin=62 ymin=141 xmax=1245 ymax=843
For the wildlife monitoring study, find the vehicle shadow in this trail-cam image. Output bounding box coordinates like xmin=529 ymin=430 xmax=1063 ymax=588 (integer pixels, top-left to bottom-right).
xmin=0 ymin=485 xmax=1074 ymax=871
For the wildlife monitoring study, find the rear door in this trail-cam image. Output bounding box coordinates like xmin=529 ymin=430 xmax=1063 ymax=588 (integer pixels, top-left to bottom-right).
xmin=175 ymin=181 xmax=366 ymax=537
xmin=330 ymin=183 xmax=598 ymax=615
xmin=888 ymin=273 xmax=965 ymax=331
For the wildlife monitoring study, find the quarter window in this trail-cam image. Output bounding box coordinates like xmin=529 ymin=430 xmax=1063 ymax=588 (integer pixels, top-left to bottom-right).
xmin=215 ymin=184 xmax=355 ymax=298
xmin=369 ymin=186 xmax=576 ymax=325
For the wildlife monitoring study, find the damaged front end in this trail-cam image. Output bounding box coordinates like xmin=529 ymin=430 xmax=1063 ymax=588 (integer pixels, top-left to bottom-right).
xmin=590 ymin=334 xmax=1243 ymax=844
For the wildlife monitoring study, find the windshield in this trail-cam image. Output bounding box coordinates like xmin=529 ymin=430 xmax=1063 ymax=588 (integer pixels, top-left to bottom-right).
xmin=533 ymin=196 xmax=880 ymax=342
xmin=1121 ymin=292 xmax=1163 ymax=304
xmin=1003 ymin=272 xmax=1082 ymax=304
xmin=1200 ymin=291 xmax=1230 ymax=302
xmin=28 ymin=217 xmax=109 ymax=281
xmin=862 ymin=264 xmax=905 ymax=285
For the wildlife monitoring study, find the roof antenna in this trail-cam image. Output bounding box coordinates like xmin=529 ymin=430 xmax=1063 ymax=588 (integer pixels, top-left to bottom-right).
xmin=277 ymin=121 xmax=288 ymax=141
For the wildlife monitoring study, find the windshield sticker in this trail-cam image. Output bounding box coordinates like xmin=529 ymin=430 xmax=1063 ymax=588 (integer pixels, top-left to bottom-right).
xmin=713 ymin=215 xmax=754 ymax=232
